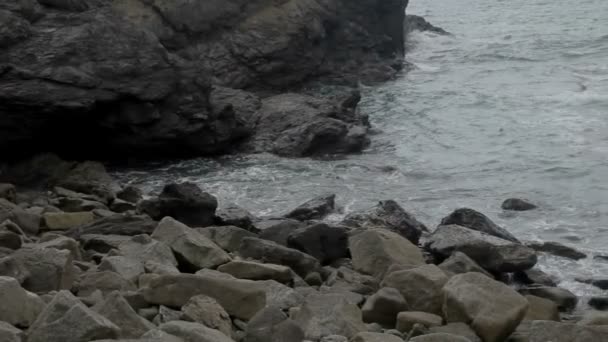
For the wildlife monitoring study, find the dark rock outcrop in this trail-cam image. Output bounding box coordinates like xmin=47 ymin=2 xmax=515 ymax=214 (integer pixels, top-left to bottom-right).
xmin=404 ymin=15 xmax=449 ymax=35
xmin=501 ymin=198 xmax=537 ymax=211
xmin=0 ymin=0 xmax=410 ymax=159
xmin=440 ymin=208 xmax=520 ymax=243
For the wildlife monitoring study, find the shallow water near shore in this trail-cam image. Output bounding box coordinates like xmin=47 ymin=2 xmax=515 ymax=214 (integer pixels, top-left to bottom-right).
xmin=113 ymin=0 xmax=608 ymax=306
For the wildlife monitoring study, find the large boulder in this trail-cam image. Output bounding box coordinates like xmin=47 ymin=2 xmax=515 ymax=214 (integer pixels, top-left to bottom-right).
xmin=215 ymin=203 xmax=256 ymax=230
xmin=501 ymin=198 xmax=537 ymax=211
xmin=425 ymin=225 xmax=537 ymax=273
xmin=257 ymin=218 xmax=305 ymax=246
xmin=342 ymin=200 xmax=428 ymax=244
xmin=141 ymin=273 xmax=266 ymax=320
xmin=0 ymin=198 xmax=41 ymax=234
xmin=361 ymin=287 xmax=408 ymax=327
xmin=238 ymin=237 xmax=320 ymax=277
xmin=98 ymin=255 xmax=145 ymax=284
xmin=55 ymin=161 xmax=119 ymax=201
xmin=438 ymin=251 xmax=492 ymax=278
xmin=198 ymin=226 xmax=257 ymax=252
xmin=349 ymin=229 xmax=425 ymax=279
xmin=182 ymin=295 xmax=232 ymax=337
xmin=523 ymin=295 xmax=560 ymax=321
xmin=396 ymin=311 xmax=443 ymax=332
xmin=139 ymin=182 xmax=218 ymax=226
xmin=440 ymin=208 xmax=519 ymax=242
xmin=285 ymin=194 xmax=336 ymax=221
xmin=65 ymin=214 xmax=157 ymax=240
xmin=0 ymin=321 xmax=23 ymax=342
xmin=245 ymin=306 xmax=304 ymax=342
xmin=217 ymin=260 xmax=293 ymax=283
xmin=523 ymin=286 xmax=578 ymax=312
xmin=116 ymin=234 xmax=178 ymax=271
xmin=0 ymin=183 xmax=16 ymax=203
xmin=93 ymin=291 xmax=155 ymax=339
xmin=27 ymin=291 xmax=120 ymax=342
xmin=43 ymin=211 xmax=95 ymax=230
xmin=158 ymin=321 xmax=234 ymax=342
xmin=77 ymin=270 xmax=137 ymax=296
xmin=352 ymin=332 xmax=404 ymax=342
xmin=525 ymin=241 xmax=587 ymax=260
xmin=525 ymin=321 xmax=608 ymax=342
xmin=287 ymin=223 xmax=349 ymax=264
xmin=382 ymin=264 xmax=449 ymax=315
xmin=0 ymin=276 xmax=45 ymax=327
xmin=151 ymin=217 xmax=230 ymax=270
xmin=12 ymin=247 xmax=75 ymax=293
xmin=442 ymin=272 xmax=528 ymax=342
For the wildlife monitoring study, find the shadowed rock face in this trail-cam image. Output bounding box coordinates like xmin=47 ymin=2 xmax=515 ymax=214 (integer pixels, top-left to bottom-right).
xmin=0 ymin=0 xmax=409 ymax=160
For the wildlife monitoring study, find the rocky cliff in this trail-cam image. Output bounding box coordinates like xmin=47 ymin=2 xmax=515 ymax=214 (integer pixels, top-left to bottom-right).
xmin=0 ymin=0 xmax=409 ymax=159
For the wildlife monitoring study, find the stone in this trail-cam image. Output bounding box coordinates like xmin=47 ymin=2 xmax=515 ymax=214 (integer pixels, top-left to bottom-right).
xmin=77 ymin=271 xmax=137 ymax=297
xmin=117 ymin=234 xmax=178 ymax=270
xmin=245 ymin=306 xmax=304 ymax=342
xmin=182 ymin=295 xmax=232 ymax=337
xmin=285 ymin=194 xmax=336 ymax=221
xmin=578 ymin=311 xmax=608 ymax=325
xmin=501 ymin=198 xmax=537 ymax=211
xmin=218 ymin=260 xmax=292 ymax=283
xmin=0 ymin=230 xmax=21 ymax=249
xmin=142 ymin=274 xmax=266 ymax=320
xmin=382 ymin=265 xmax=449 ymax=315
xmin=0 ymin=199 xmax=41 ymax=234
xmin=93 ymin=291 xmax=155 ymax=338
xmin=197 ymin=226 xmax=256 ymax=252
xmin=28 ymin=291 xmax=120 ymax=342
xmin=523 ymin=286 xmax=578 ymax=312
xmin=154 ymin=305 xmax=184 ymax=325
xmin=305 ymin=272 xmax=323 ymax=286
xmin=396 ymin=312 xmax=443 ymax=333
xmin=342 ymin=200 xmax=427 ymax=244
xmin=66 ymin=214 xmax=157 ymax=240
xmin=215 ymin=203 xmax=256 ymax=230
xmin=98 ymin=256 xmax=145 ymax=284
xmin=575 ymin=277 xmax=608 ymax=290
xmin=12 ymin=247 xmax=75 ymax=293
xmin=38 ymin=234 xmax=83 ymax=261
xmin=523 ymin=295 xmax=560 ymax=321
xmin=514 ymin=268 xmax=557 ymax=287
xmin=53 ymin=197 xmax=108 ymax=213
xmin=81 ymin=234 xmax=131 ymax=253
xmin=322 ymin=335 xmax=349 ymax=342
xmin=349 ymin=229 xmax=425 ymax=279
xmin=405 ymin=15 xmax=450 ymax=35
xmin=589 ymin=297 xmax=608 ymax=311
xmin=442 ymin=272 xmax=528 ymax=342
xmin=0 ymin=183 xmax=17 ymax=203
xmin=110 ymin=198 xmax=137 ymax=213
xmin=256 ymin=218 xmax=304 ymax=245
xmin=260 ymin=280 xmax=305 ymax=310
xmin=325 ymin=266 xmax=379 ymax=295
xmin=117 ymin=186 xmax=143 ymax=203
xmin=352 ymin=332 xmax=404 ymax=342
xmin=425 ymin=225 xmax=537 ymax=273
xmin=287 ymin=223 xmax=349 ymax=264
xmin=0 ymin=255 xmax=30 ymax=284
xmin=525 ymin=320 xmax=608 ymax=342
xmin=140 ymin=329 xmax=185 ymax=342
xmin=0 ymin=276 xmax=45 ymax=327
xmin=409 ymin=333 xmax=472 ymax=342
xmin=57 ymin=162 xmax=119 ymax=202
xmin=525 ymin=241 xmax=586 ymax=260
xmin=239 ymin=237 xmax=320 ymax=277
xmin=138 ymin=182 xmax=217 ymax=226
xmin=440 ymin=208 xmax=519 ymax=242
xmin=0 ymin=321 xmax=23 ymax=342
xmin=429 ymin=323 xmax=481 ymax=342
xmin=159 ymin=320 xmax=233 ymax=342
xmin=292 ymin=293 xmax=366 ymax=340
xmin=438 ymin=251 xmax=492 ymax=277
xmin=152 ymin=217 xmax=230 ymax=271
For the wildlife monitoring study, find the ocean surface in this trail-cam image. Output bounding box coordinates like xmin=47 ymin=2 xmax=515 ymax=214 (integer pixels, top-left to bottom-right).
xmin=113 ymin=0 xmax=608 ymax=305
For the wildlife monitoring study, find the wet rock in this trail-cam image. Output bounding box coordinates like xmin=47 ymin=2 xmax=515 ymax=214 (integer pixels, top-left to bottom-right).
xmin=65 ymin=214 xmax=156 ymax=240
xmin=438 ymin=251 xmax=492 ymax=278
xmin=152 ymin=217 xmax=230 ymax=271
xmin=382 ymin=264 xmax=448 ymax=315
xmin=578 ymin=311 xmax=608 ymax=325
xmin=243 ymin=93 xmax=370 ymax=157
xmin=110 ymin=198 xmax=137 ymax=213
xmin=245 ymin=306 xmax=304 ymax=342
xmin=93 ymin=291 xmax=155 ymax=338
xmin=142 ymin=273 xmax=266 ymax=320
xmin=429 ymin=323 xmax=481 ymax=342
xmin=182 ymin=295 xmax=232 ymax=337
xmin=257 ymin=218 xmax=304 ymax=245
xmin=239 ymin=237 xmax=320 ymax=277
xmin=287 ymin=223 xmax=349 ymax=264
xmin=77 ymin=271 xmax=136 ymax=296
xmin=523 ymin=286 xmax=578 ymax=312
xmin=524 ymin=320 xmax=608 ymax=342
xmin=523 ymin=295 xmax=560 ymax=321
xmin=138 ymin=182 xmax=217 ymax=227
xmin=218 ymin=260 xmax=293 ymax=283
xmin=404 ymin=15 xmax=450 ymax=35
xmin=12 ymin=247 xmax=75 ymax=293
xmin=443 ymin=272 xmax=528 ymax=342
xmin=285 ymin=194 xmax=336 ymax=221
xmin=342 ymin=200 xmax=427 ymax=244
xmin=292 ymin=293 xmax=366 ymax=340
xmin=0 ymin=276 xmax=45 ymax=327
xmin=28 ymin=291 xmax=120 ymax=342
xmin=425 ymin=225 xmax=537 ymax=273
xmin=43 ymin=211 xmax=95 ymax=230
xmin=215 ymin=203 xmax=256 ymax=230
xmin=98 ymin=256 xmax=145 ymax=284
xmin=396 ymin=311 xmax=443 ymax=333
xmin=53 ymin=196 xmax=108 ymax=213
xmin=525 ymin=241 xmax=586 ymax=260
xmin=159 ymin=320 xmax=233 ymax=342
xmin=197 ymin=226 xmax=256 ymax=252
xmin=514 ymin=268 xmax=557 ymax=287
xmin=575 ymin=277 xmax=608 ymax=290
xmin=0 ymin=321 xmax=23 ymax=342
xmin=352 ymin=332 xmax=404 ymax=342
xmin=441 ymin=208 xmax=519 ymax=242
xmin=349 ymin=229 xmax=425 ymax=279
xmin=501 ymin=198 xmax=537 ymax=211
xmin=0 ymin=183 xmax=16 ymax=203
xmin=116 ymin=186 xmax=143 ymax=204
xmin=588 ymin=297 xmax=608 ymax=311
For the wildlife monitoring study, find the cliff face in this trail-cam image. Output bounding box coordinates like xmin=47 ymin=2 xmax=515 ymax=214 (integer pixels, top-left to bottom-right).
xmin=0 ymin=0 xmax=408 ymax=159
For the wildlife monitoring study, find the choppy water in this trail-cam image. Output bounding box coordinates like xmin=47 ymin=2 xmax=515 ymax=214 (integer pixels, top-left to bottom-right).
xmin=114 ymin=0 xmax=608 ymax=304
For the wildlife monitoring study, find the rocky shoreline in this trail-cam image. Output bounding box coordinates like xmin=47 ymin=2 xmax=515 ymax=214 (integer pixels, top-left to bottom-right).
xmin=0 ymin=154 xmax=607 ymax=342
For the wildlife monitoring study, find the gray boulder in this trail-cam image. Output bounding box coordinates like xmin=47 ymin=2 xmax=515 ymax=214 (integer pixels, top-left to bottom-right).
xmin=442 ymin=273 xmax=528 ymax=342
xmin=0 ymin=321 xmax=23 ymax=342
xmin=55 ymin=161 xmax=119 ymax=202
xmin=514 ymin=268 xmax=557 ymax=287
xmin=523 ymin=295 xmax=560 ymax=321
xmin=182 ymin=295 xmax=232 ymax=337
xmin=93 ymin=291 xmax=155 ymax=338
xmin=409 ymin=333 xmax=472 ymax=342
xmin=352 ymin=332 xmax=404 ymax=342
xmin=523 ymin=286 xmax=578 ymax=312
xmin=361 ymin=287 xmax=408 ymax=327
xmin=0 ymin=276 xmax=45 ymax=327
xmin=28 ymin=291 xmax=120 ymax=342
xmin=198 ymin=226 xmax=257 ymax=252
xmin=526 ymin=320 xmax=608 ymax=342
xmin=0 ymin=183 xmax=16 ymax=203
xmin=77 ymin=271 xmax=137 ymax=296
xmin=43 ymin=211 xmax=96 ymax=230
xmin=425 ymin=225 xmax=537 ymax=273
xmin=245 ymin=306 xmax=304 ymax=342
xmin=256 ymin=218 xmax=305 ymax=246
xmin=440 ymin=208 xmax=519 ymax=242
xmin=38 ymin=235 xmax=83 ymax=261
xmin=117 ymin=234 xmax=178 ymax=271
xmin=396 ymin=311 xmax=443 ymax=332
xmin=151 ymin=217 xmax=230 ymax=270
xmin=217 ymin=260 xmax=293 ymax=283
xmin=239 ymin=237 xmax=320 ymax=277
xmin=215 ymin=203 xmax=256 ymax=230
xmin=0 ymin=255 xmax=30 ymax=283
xmin=382 ymin=265 xmax=449 ymax=315
xmin=66 ymin=214 xmax=157 ymax=240
xmin=429 ymin=323 xmax=481 ymax=342
xmin=525 ymin=241 xmax=587 ymax=260
xmin=159 ymin=320 xmax=234 ymax=342
xmin=287 ymin=223 xmax=349 ymax=264
xmin=81 ymin=234 xmax=131 ymax=253
xmin=12 ymin=247 xmax=75 ymax=293
xmin=285 ymin=194 xmax=336 ymax=221
xmin=98 ymin=256 xmax=145 ymax=284
xmin=116 ymin=185 xmax=143 ymax=204
xmin=0 ymin=199 xmax=40 ymax=234
xmin=501 ymin=198 xmax=537 ymax=211
xmin=342 ymin=200 xmax=428 ymax=244
xmin=349 ymin=229 xmax=425 ymax=279
xmin=139 ymin=182 xmax=217 ymax=226
xmin=438 ymin=252 xmax=492 ymax=278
